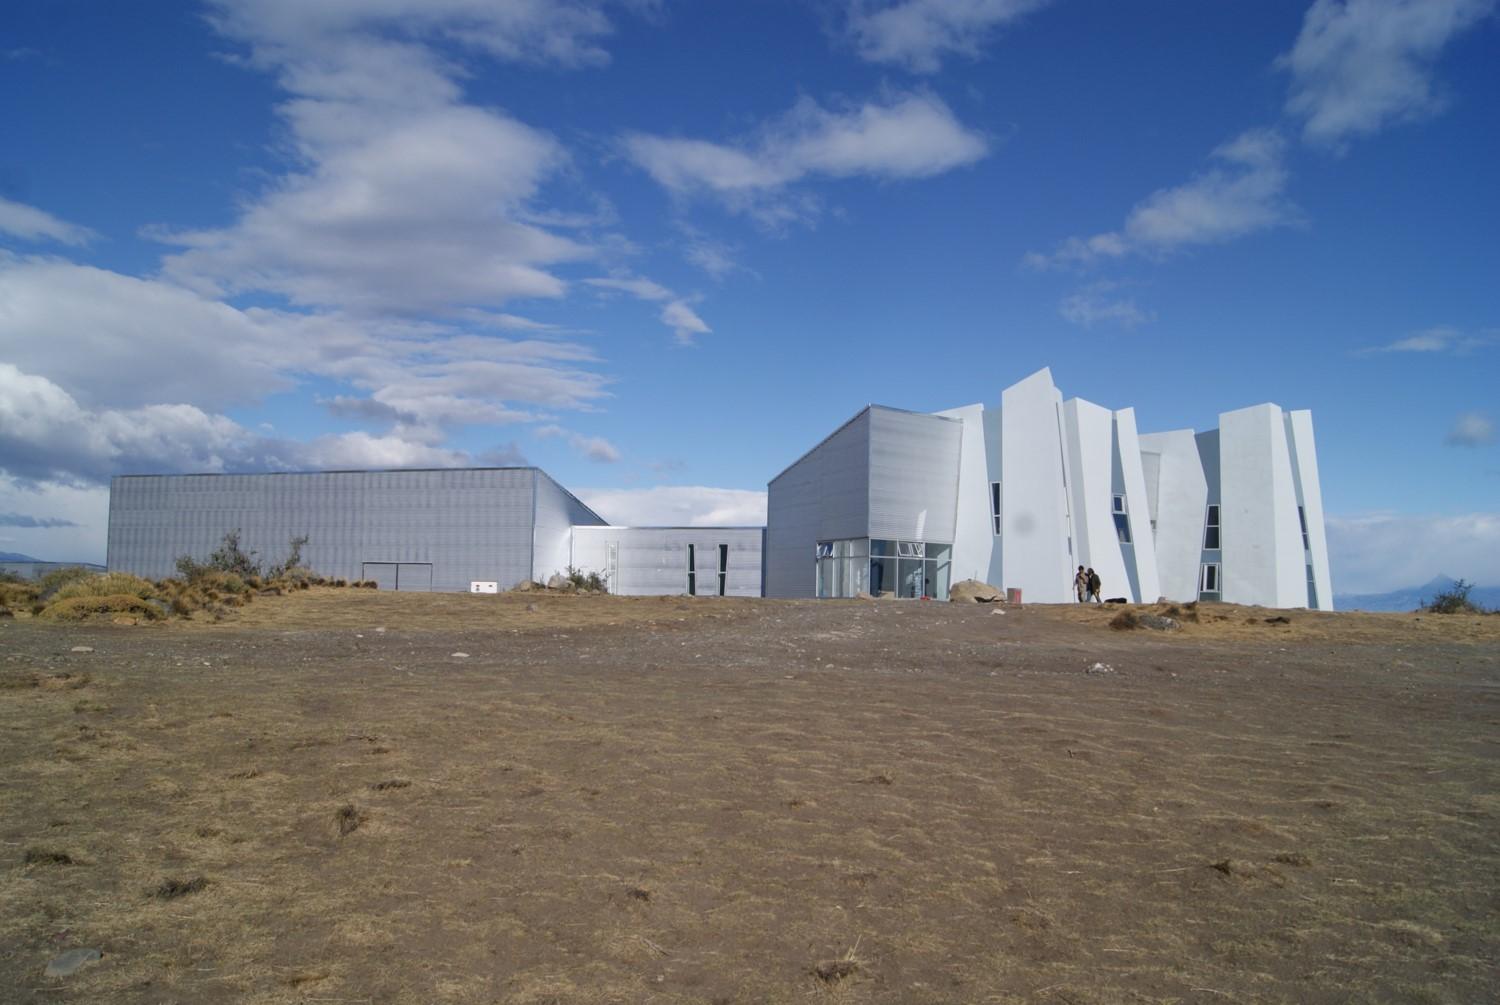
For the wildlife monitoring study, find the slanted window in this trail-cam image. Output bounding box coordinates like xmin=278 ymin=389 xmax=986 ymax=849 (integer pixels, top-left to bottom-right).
xmin=1298 ymin=506 xmax=1310 ymax=551
xmin=1200 ymin=563 xmax=1220 ymax=595
xmin=1306 ymin=563 xmax=1317 ymax=609
xmin=1204 ymin=504 xmax=1222 ymax=551
xmin=896 ymin=541 xmax=925 ymax=559
xmin=990 ymin=482 xmax=1002 ymax=536
xmin=1112 ymin=494 xmax=1131 ymax=544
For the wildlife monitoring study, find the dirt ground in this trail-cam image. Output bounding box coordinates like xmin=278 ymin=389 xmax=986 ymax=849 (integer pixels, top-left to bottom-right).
xmin=1 ymin=590 xmax=1497 ymax=1004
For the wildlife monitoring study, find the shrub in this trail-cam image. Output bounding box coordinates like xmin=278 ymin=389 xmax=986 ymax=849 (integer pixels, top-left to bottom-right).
xmin=565 ymin=565 xmax=609 ymax=593
xmin=39 ymin=595 xmax=163 ymax=622
xmin=36 ymin=566 xmax=96 ymax=595
xmin=0 ymin=581 xmax=40 ymax=608
xmin=51 ymin=573 xmax=158 ymax=603
xmin=1421 ymin=579 xmax=1485 ymax=615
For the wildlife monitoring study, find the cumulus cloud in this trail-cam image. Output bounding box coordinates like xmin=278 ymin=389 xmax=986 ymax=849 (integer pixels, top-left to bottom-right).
xmin=576 ymin=486 xmax=767 ymax=527
xmin=1058 ymin=282 xmax=1154 ymax=329
xmin=1326 ymin=511 xmax=1500 ymax=592
xmin=624 ymin=92 xmax=986 ymax=224
xmin=534 ymin=424 xmax=620 ymax=463
xmin=1025 ymin=128 xmax=1296 ymax=268
xmin=1358 ymin=326 xmax=1494 ymax=354
xmin=1446 ymin=411 xmax=1496 ymax=447
xmin=1279 ymin=0 xmax=1494 ymax=149
xmin=845 ymin=0 xmax=1052 ymax=73
xmin=0 ymin=196 xmax=96 ymax=246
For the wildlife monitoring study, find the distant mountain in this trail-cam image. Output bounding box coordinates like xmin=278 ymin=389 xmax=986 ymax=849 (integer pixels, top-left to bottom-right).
xmin=0 ymin=552 xmax=43 ymax=563
xmin=1336 ymin=575 xmax=1500 ymax=613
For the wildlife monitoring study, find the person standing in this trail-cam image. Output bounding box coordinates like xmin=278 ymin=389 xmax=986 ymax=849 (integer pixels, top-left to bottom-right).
xmin=1086 ymin=567 xmax=1102 ymax=603
xmin=1074 ymin=565 xmax=1088 ymax=603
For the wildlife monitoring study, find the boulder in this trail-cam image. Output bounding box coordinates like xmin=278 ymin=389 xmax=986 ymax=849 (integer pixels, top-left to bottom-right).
xmin=948 ymin=579 xmax=1005 ymax=604
xmin=546 ymin=573 xmax=569 ymax=591
xmin=1136 ymin=614 xmax=1180 ymax=631
xmin=513 ymin=579 xmax=538 ymax=592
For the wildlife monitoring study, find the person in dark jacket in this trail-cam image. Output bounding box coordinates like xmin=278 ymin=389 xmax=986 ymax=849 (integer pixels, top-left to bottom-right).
xmin=1086 ymin=568 xmax=1102 ymax=603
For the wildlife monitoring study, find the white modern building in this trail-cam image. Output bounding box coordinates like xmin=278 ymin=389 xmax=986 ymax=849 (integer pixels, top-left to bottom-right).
xmin=766 ymin=368 xmax=1332 ymax=609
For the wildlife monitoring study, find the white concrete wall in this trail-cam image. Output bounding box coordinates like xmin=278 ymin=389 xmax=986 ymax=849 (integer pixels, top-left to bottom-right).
xmin=1063 ymin=397 xmax=1131 ymax=600
xmin=1000 ymin=369 xmax=1075 ymax=603
xmin=764 ymin=409 xmax=871 ymax=598
xmin=1220 ymin=403 xmax=1307 ymax=607
xmin=1138 ymin=429 xmax=1208 ymax=602
xmin=867 ymin=407 xmax=963 ymax=544
xmin=935 ymin=403 xmax=994 ymax=584
xmin=1285 ymin=410 xmax=1334 ymax=610
xmin=1114 ymin=408 xmax=1161 ymax=603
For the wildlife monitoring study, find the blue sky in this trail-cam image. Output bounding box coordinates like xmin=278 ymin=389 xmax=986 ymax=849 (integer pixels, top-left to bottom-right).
xmin=1 ymin=0 xmax=1496 ymax=591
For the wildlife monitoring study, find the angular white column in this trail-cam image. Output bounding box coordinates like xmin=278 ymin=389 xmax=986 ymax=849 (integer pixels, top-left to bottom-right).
xmin=1138 ymin=429 xmax=1209 ymax=602
xmin=999 ymin=368 xmax=1075 ymax=602
xmin=1114 ymin=408 xmax=1161 ymax=603
xmin=1220 ymin=403 xmax=1306 ymax=607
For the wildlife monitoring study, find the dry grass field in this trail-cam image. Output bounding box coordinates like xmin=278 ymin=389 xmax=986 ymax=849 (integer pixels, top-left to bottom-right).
xmin=2 ymin=589 xmax=1497 ymax=1003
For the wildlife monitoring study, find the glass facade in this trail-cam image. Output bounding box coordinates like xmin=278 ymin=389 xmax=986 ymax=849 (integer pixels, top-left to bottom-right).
xmin=817 ymin=538 xmax=952 ymax=600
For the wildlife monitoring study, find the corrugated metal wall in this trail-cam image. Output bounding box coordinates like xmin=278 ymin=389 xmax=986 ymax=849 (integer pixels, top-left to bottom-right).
xmin=532 ymin=470 xmax=607 ymax=583
xmin=108 ymin=468 xmax=543 ymax=590
xmin=866 ymin=407 xmax=962 ymax=544
xmin=764 ymin=408 xmax=872 ymax=598
xmin=572 ymin=526 xmax=764 ymax=596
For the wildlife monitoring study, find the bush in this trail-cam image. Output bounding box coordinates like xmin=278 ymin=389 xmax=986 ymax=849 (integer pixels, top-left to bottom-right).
xmin=36 ymin=566 xmax=96 ymax=596
xmin=39 ymin=595 xmax=164 ymax=622
xmin=51 ymin=573 xmax=158 ymax=603
xmin=565 ymin=565 xmax=609 ymax=594
xmin=1421 ymin=579 xmax=1485 ymax=615
xmin=0 ymin=581 xmax=40 ymax=608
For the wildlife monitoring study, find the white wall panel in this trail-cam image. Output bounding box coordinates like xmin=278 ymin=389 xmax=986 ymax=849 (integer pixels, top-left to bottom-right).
xmin=867 ymin=407 xmax=962 ymax=544
xmin=935 ymin=403 xmax=994 ymax=584
xmin=1220 ymin=404 xmax=1306 ymax=607
xmin=999 ymin=369 xmax=1074 ymax=602
xmin=1286 ymin=410 xmax=1334 ymax=610
xmin=764 ymin=410 xmax=870 ymax=598
xmin=1114 ymin=408 xmax=1161 ymax=603
xmin=1063 ymin=398 xmax=1131 ymax=600
xmin=1138 ymin=430 xmax=1208 ymax=602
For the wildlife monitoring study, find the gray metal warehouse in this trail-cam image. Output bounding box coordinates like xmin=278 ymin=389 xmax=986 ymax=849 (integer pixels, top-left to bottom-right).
xmin=107 ymin=467 xmax=765 ymax=596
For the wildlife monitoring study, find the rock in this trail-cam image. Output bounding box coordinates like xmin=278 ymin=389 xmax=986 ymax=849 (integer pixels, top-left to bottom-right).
xmin=948 ymin=579 xmax=1004 ymax=604
xmin=45 ymin=947 xmax=102 ymax=978
xmin=546 ymin=573 xmax=568 ymax=591
xmin=853 ymin=591 xmax=875 ymax=600
xmin=1136 ymin=614 xmax=1180 ymax=631
xmin=1085 ymin=662 xmax=1114 ymax=675
xmin=450 ymin=652 xmax=470 ymax=659
xmin=69 ymin=646 xmax=94 ymax=654
xmin=990 ymin=608 xmax=1006 ymax=615
xmin=373 ymin=627 xmax=386 ymax=633
xmin=525 ymin=603 xmax=539 ymax=613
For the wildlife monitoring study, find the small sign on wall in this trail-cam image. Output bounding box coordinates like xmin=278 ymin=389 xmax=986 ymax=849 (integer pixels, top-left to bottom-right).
xmin=470 ymin=581 xmax=498 ymax=594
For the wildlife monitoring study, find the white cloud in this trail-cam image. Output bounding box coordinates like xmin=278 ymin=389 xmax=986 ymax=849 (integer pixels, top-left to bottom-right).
xmin=1327 ymin=511 xmax=1500 ymax=592
xmin=845 ymin=0 xmax=1052 ymax=73
xmin=534 ymin=423 xmax=620 ymax=463
xmin=1058 ymin=282 xmax=1154 ymax=329
xmin=1358 ymin=326 xmax=1494 ymax=354
xmin=584 ymin=274 xmax=713 ymax=345
xmin=205 ymin=0 xmax=620 ymax=70
xmin=0 ymin=196 xmax=96 ymax=246
xmin=576 ymin=486 xmax=767 ymax=527
xmin=1279 ymin=0 xmax=1494 ymax=149
xmin=660 ymin=301 xmax=711 ymax=346
xmin=0 ymin=363 xmax=483 ymax=487
xmin=624 ymin=92 xmax=986 ymax=223
xmin=1026 ymin=128 xmax=1295 ymax=268
xmin=155 ymin=3 xmax=637 ymax=314
xmin=1446 ymin=411 xmax=1496 ymax=447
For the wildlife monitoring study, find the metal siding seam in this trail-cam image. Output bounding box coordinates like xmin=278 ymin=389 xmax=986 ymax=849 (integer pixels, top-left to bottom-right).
xmin=530 ymin=469 xmax=538 ymax=584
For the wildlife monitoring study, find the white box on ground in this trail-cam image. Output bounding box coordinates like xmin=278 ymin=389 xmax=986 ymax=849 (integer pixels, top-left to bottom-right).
xmin=470 ymin=581 xmax=498 ymax=594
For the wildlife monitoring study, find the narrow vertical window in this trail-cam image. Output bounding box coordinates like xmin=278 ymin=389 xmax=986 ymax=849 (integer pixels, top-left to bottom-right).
xmin=1203 ymin=504 xmax=1221 ymax=551
xmin=1298 ymin=506 xmax=1310 ymax=551
xmin=1112 ymin=494 xmax=1131 ymax=544
xmin=989 ymin=482 xmax=1002 ymax=536
xmin=718 ymin=543 xmax=728 ymax=597
xmin=686 ymin=543 xmax=696 ymax=596
xmin=1199 ymin=563 xmax=1220 ymax=595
